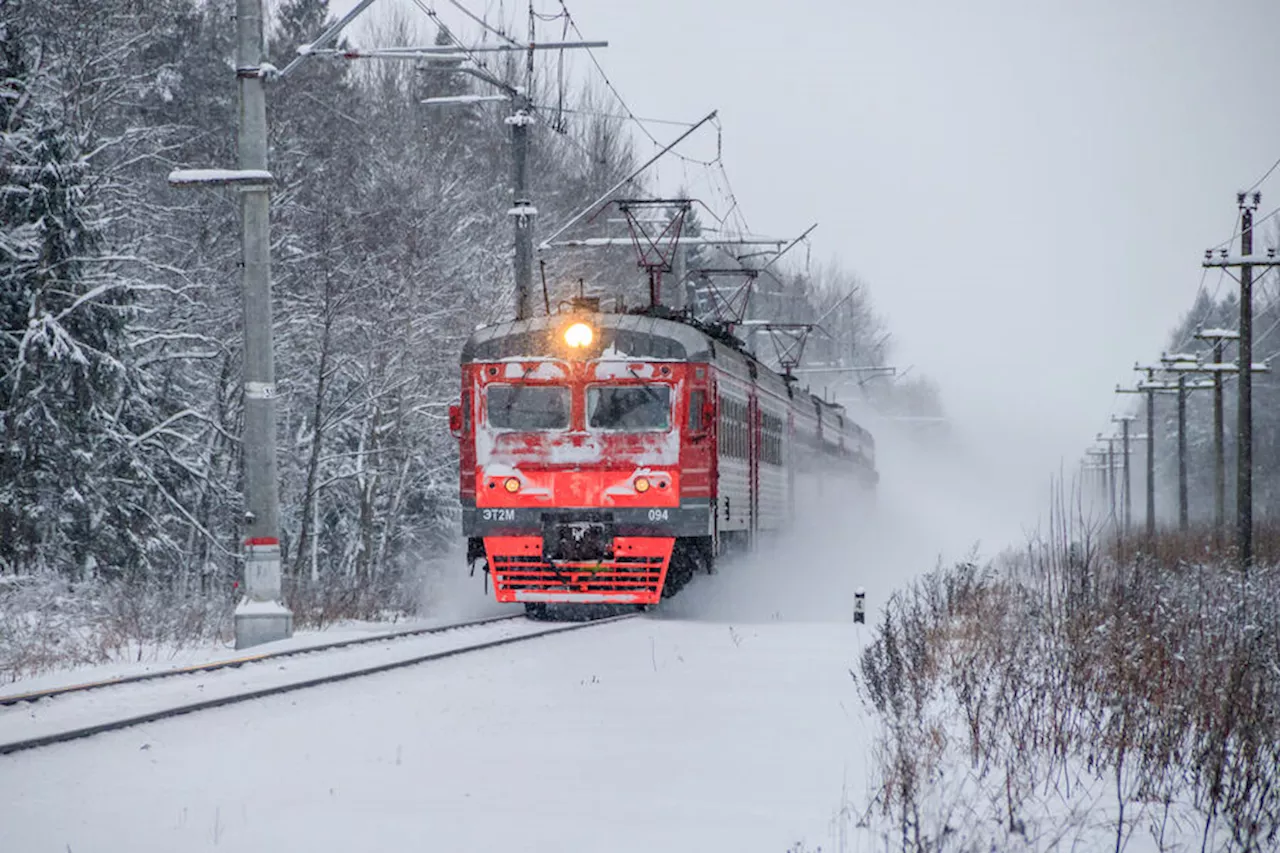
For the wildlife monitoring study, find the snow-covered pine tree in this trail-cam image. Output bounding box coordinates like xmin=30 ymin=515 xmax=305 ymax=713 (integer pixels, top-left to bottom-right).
xmin=0 ymin=17 xmax=145 ymax=579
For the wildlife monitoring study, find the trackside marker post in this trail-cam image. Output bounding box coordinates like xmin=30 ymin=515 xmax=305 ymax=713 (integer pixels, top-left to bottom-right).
xmin=853 ymin=588 xmax=866 ymax=624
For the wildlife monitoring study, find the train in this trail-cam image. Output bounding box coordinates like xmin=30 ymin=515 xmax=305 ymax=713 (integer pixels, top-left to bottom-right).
xmin=450 ymin=301 xmax=877 ymax=614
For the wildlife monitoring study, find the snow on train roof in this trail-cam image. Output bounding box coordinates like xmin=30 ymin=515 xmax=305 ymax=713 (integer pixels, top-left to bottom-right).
xmin=461 ymin=313 xmax=714 ymax=363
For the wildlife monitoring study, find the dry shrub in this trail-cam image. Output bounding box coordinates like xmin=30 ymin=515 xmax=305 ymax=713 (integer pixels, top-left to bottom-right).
xmin=283 ymin=567 xmax=423 ymax=631
xmin=0 ymin=573 xmax=234 ymax=683
xmin=857 ymin=525 xmax=1280 ymax=852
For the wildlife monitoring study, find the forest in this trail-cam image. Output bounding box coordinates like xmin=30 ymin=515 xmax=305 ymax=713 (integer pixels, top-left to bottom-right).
xmin=1 ymin=0 xmax=937 ymax=654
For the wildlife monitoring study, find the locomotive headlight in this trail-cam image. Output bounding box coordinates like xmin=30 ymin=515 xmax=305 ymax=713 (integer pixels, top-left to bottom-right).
xmin=634 ymin=476 xmax=651 ymax=493
xmin=503 ymin=477 xmax=521 ymax=493
xmin=563 ymin=321 xmax=594 ymax=349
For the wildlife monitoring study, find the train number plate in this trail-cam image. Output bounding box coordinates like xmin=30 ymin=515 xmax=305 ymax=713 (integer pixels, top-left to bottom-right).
xmin=481 ymin=508 xmax=516 ymax=521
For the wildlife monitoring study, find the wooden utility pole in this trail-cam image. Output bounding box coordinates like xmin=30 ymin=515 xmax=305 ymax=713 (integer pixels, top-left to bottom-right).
xmin=1095 ymin=433 xmax=1119 ymax=525
xmin=1203 ymin=193 xmax=1280 ymax=568
xmin=1131 ymin=369 xmax=1215 ymax=532
xmin=1085 ymin=448 xmax=1113 ymax=516
xmin=1193 ymin=329 xmax=1237 ymax=546
xmin=1118 ymin=372 xmax=1160 ymax=541
xmin=1164 ymin=341 xmax=1267 ymax=550
xmin=1112 ymin=416 xmax=1135 ymax=533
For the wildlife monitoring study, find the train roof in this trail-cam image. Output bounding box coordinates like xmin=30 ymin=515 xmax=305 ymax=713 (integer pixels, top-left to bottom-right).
xmin=461 ymin=310 xmax=873 ymax=445
xmin=461 ymin=312 xmax=714 ymax=363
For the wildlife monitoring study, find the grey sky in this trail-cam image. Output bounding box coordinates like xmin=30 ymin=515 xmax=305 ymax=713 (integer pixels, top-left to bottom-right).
xmin=327 ymin=0 xmax=1280 ymax=506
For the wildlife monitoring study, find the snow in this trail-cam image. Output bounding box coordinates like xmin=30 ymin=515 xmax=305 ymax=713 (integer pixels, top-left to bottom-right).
xmin=0 ymin=616 xmax=874 ymax=852
xmin=1203 ymin=252 xmax=1280 ymax=267
xmin=233 ymin=598 xmax=292 ymax=616
xmin=1196 ymin=327 xmax=1240 ymax=339
xmin=0 ymin=425 xmax=1026 ymax=851
xmin=0 ymin=618 xmax=554 ymax=752
xmin=500 ymin=361 xmax=564 ymax=380
xmin=167 ymin=168 xmax=273 ymax=186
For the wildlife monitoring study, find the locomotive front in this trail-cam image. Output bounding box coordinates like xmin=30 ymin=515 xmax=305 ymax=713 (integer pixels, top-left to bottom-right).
xmin=453 ymin=311 xmax=714 ymax=609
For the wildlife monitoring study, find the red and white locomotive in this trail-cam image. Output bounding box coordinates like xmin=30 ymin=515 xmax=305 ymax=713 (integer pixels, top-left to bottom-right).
xmin=450 ymin=302 xmax=876 ymax=612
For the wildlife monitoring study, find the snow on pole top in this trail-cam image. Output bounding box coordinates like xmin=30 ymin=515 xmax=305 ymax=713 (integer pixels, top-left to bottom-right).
xmin=1195 ymin=328 xmax=1241 ymax=340
xmin=168 ymin=169 xmax=273 ymax=188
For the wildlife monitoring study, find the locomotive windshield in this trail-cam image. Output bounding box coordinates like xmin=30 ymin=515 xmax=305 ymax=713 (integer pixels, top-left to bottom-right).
xmin=587 ymin=385 xmax=671 ymax=431
xmin=486 ymin=384 xmax=569 ymax=430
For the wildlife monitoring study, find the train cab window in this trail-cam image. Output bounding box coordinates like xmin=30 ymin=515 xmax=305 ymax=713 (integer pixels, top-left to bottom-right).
xmin=588 ymin=385 xmax=671 ymax=431
xmin=485 ymin=384 xmax=569 ymax=430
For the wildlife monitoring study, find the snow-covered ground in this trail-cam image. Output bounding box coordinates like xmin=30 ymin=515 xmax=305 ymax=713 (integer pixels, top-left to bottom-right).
xmin=0 ymin=617 xmax=876 ymax=852
xmin=0 ymin=613 xmax=507 ymax=699
xmin=0 ymin=616 xmax=560 ymax=750
xmin=0 ymin=425 xmax=1021 ymax=852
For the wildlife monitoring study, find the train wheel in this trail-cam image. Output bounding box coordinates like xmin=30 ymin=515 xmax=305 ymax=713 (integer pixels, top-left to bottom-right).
xmin=661 ymin=541 xmax=699 ymax=598
xmin=523 ymin=602 xmax=549 ymax=620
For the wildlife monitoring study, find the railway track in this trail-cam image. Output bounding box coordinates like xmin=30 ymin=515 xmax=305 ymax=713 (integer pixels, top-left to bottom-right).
xmin=0 ymin=611 xmax=638 ymax=756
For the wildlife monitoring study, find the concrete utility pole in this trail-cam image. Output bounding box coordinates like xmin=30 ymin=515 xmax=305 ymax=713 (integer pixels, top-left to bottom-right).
xmin=170 ymin=0 xmax=291 ymax=648
xmin=508 ymin=92 xmax=535 ymax=319
xmin=1203 ymin=195 xmax=1280 ymax=568
xmin=232 ymin=0 xmax=290 ymax=647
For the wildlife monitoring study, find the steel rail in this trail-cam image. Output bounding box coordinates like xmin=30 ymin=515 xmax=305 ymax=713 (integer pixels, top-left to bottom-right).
xmin=0 ymin=613 xmax=638 ymax=756
xmin=0 ymin=613 xmax=524 ymax=707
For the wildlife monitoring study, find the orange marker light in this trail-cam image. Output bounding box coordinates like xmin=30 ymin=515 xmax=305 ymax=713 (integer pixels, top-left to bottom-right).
xmin=504 ymin=477 xmax=521 ymax=493
xmin=634 ymin=476 xmax=651 ymax=493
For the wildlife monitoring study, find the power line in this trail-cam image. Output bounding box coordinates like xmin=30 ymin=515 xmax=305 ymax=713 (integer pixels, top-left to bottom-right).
xmin=1207 ymin=202 xmax=1280 ymax=251
xmin=1247 ymin=153 xmax=1280 ymax=194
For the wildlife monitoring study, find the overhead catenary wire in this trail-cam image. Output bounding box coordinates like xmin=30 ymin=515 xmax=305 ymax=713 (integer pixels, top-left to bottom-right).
xmin=423 ymin=1 xmax=782 ymax=311
xmin=553 ymin=0 xmax=744 ymax=223
xmin=447 ymin=0 xmax=522 ymax=45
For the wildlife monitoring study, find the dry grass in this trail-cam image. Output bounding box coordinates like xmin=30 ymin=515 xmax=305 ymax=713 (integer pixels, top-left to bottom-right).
xmin=0 ymin=566 xmax=427 ymax=683
xmin=856 ymin=515 xmax=1280 ymax=852
xmin=1106 ymin=521 xmax=1280 ymax=567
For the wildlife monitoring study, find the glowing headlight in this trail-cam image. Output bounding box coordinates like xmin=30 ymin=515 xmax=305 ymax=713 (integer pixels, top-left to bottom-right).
xmin=634 ymin=476 xmax=651 ymax=493
xmin=503 ymin=477 xmax=521 ymax=493
xmin=563 ymin=321 xmax=594 ymax=348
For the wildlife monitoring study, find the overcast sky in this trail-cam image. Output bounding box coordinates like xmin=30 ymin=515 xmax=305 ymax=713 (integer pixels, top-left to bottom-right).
xmin=329 ymin=0 xmax=1280 ymax=504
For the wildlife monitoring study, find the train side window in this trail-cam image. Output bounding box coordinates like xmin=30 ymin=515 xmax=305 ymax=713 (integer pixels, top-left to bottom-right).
xmin=718 ymin=396 xmax=727 ymax=453
xmin=737 ymin=399 xmax=747 ymax=458
xmin=688 ymin=390 xmax=705 ymax=432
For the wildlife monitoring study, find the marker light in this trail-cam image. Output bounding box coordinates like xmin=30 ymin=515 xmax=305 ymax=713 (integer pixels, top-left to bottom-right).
xmin=504 ymin=477 xmax=521 ymax=493
xmin=634 ymin=476 xmax=651 ymax=493
xmin=564 ymin=321 xmax=594 ymax=348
